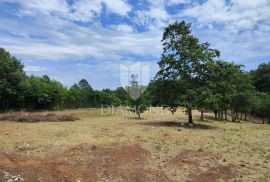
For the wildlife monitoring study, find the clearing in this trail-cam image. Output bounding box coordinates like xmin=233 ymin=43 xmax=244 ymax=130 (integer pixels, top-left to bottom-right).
xmin=0 ymin=108 xmax=270 ymax=181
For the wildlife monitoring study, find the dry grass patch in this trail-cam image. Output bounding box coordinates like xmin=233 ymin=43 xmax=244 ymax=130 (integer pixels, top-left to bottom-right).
xmin=0 ymin=108 xmax=270 ymax=181
xmin=0 ymin=112 xmax=79 ymax=122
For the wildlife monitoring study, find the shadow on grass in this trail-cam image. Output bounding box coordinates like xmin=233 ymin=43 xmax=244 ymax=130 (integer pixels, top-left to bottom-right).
xmin=139 ymin=120 xmax=217 ymax=130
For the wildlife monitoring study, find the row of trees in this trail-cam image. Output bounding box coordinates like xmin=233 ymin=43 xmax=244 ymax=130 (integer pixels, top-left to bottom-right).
xmin=0 ymin=47 xmax=132 ymax=111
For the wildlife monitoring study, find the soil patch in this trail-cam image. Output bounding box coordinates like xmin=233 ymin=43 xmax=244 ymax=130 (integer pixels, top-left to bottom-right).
xmin=170 ymin=149 xmax=236 ymax=182
xmin=0 ymin=144 xmax=170 ymax=182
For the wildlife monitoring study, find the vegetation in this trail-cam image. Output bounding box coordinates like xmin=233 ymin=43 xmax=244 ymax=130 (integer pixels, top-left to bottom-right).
xmin=0 ymin=48 xmax=25 ymax=111
xmin=150 ymin=21 xmax=270 ymax=124
xmin=0 ymin=47 xmax=132 ymax=112
xmin=126 ymin=74 xmax=148 ymax=119
xmin=0 ymin=21 xmax=270 ymax=123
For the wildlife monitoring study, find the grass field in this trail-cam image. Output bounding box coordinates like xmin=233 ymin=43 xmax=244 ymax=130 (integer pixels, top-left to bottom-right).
xmin=0 ymin=108 xmax=270 ymax=181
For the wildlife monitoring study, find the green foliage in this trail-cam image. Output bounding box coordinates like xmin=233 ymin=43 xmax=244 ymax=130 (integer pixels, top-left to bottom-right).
xmin=128 ymin=98 xmax=147 ymax=120
xmin=24 ymin=75 xmax=67 ymax=110
xmin=114 ymin=87 xmax=132 ymax=105
xmin=207 ymin=61 xmax=250 ymax=121
xmin=155 ymin=21 xmax=220 ymax=124
xmin=0 ymin=47 xmax=132 ymax=111
xmin=127 ymin=74 xmax=148 ymax=119
xmin=0 ymin=48 xmax=26 ymax=111
xmin=249 ymin=62 xmax=270 ymax=123
xmin=251 ymin=62 xmax=270 ymax=92
xmin=251 ymin=92 xmax=270 ymax=123
xmin=152 ymin=21 xmax=266 ymax=124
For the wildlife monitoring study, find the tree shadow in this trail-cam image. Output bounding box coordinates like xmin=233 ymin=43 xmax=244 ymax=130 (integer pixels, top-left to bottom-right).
xmin=139 ymin=120 xmax=217 ymax=130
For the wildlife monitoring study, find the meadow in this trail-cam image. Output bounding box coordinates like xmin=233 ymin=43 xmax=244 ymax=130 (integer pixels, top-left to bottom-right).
xmin=0 ymin=108 xmax=270 ymax=182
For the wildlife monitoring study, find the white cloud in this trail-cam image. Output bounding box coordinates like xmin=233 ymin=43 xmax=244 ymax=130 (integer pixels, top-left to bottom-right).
xmin=101 ymin=0 xmax=131 ymax=16
xmin=24 ymin=65 xmax=45 ymax=72
xmin=167 ymin=0 xmax=191 ymax=5
xmin=133 ymin=0 xmax=169 ymax=29
xmin=68 ymin=0 xmax=131 ymax=22
xmin=1 ymin=0 xmax=131 ymax=22
xmin=68 ymin=0 xmax=102 ymax=22
xmin=180 ymin=0 xmax=270 ymax=32
xmin=0 ymin=0 xmax=270 ymax=70
xmin=0 ymin=14 xmax=162 ymax=61
xmin=0 ymin=0 xmax=70 ymax=16
xmin=171 ymin=0 xmax=270 ymax=68
xmin=197 ymin=27 xmax=270 ymax=65
xmin=112 ymin=24 xmax=134 ymax=32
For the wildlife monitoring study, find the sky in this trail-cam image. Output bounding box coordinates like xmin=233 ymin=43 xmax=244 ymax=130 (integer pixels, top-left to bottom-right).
xmin=0 ymin=0 xmax=270 ymax=89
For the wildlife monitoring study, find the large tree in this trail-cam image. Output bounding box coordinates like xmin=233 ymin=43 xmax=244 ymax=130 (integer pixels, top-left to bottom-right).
xmin=155 ymin=21 xmax=220 ymax=124
xmin=0 ymin=48 xmax=25 ymax=111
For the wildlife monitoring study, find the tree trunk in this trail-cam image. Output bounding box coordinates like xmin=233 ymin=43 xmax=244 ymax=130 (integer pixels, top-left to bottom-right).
xmin=200 ymin=110 xmax=204 ymax=121
xmin=217 ymin=112 xmax=223 ymax=120
xmin=232 ymin=112 xmax=236 ymax=122
xmin=236 ymin=112 xmax=239 ymax=122
xmin=137 ymin=111 xmax=141 ymax=119
xmin=188 ymin=108 xmax=193 ymax=124
xmin=214 ymin=110 xmax=218 ymax=120
xmin=224 ymin=109 xmax=228 ymax=121
xmin=220 ymin=112 xmax=223 ymax=120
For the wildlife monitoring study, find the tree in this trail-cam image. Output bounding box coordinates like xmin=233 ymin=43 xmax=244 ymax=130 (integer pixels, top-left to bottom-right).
xmin=195 ymin=87 xmax=213 ymax=121
xmin=252 ymin=62 xmax=270 ymax=92
xmin=0 ymin=48 xmax=25 ymax=111
xmin=114 ymin=87 xmax=132 ymax=105
xmin=230 ymin=72 xmax=255 ymax=122
xmin=99 ymin=91 xmax=121 ymax=106
xmin=78 ymin=79 xmax=94 ymax=108
xmin=66 ymin=84 xmax=82 ymax=108
xmin=127 ymin=74 xmax=148 ymax=119
xmin=24 ymin=75 xmax=67 ymax=110
xmin=207 ymin=60 xmax=244 ymax=121
xmin=128 ymin=97 xmax=148 ymax=119
xmin=251 ymin=92 xmax=270 ymax=124
xmin=155 ymin=21 xmax=220 ymax=124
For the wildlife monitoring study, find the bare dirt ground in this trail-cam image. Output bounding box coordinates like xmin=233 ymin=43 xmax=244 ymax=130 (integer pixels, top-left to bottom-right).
xmin=0 ymin=144 xmax=170 ymax=182
xmin=0 ymin=108 xmax=270 ymax=181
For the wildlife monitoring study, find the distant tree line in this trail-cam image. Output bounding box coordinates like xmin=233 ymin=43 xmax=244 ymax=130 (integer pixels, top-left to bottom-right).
xmin=1 ymin=21 xmax=270 ymax=124
xmin=0 ymin=47 xmax=132 ymax=111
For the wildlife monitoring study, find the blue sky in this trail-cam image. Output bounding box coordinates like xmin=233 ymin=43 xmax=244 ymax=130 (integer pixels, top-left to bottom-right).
xmin=0 ymin=0 xmax=270 ymax=89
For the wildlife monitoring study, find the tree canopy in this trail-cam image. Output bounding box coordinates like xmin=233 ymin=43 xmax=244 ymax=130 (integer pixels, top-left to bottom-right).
xmin=0 ymin=48 xmax=25 ymax=111
xmin=155 ymin=21 xmax=220 ymax=124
